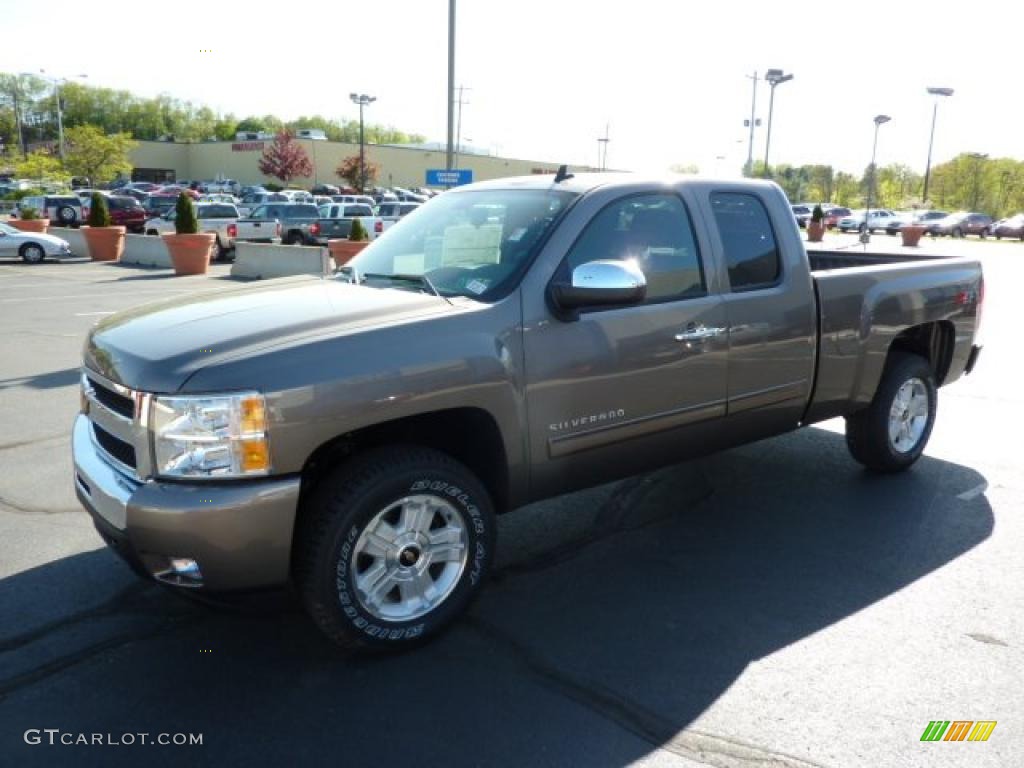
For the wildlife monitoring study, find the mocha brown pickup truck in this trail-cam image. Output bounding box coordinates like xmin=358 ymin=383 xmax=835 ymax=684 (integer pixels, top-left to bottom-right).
xmin=73 ymin=173 xmax=983 ymax=650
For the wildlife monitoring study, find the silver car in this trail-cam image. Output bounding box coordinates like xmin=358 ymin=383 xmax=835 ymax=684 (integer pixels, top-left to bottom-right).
xmin=0 ymin=221 xmax=73 ymax=263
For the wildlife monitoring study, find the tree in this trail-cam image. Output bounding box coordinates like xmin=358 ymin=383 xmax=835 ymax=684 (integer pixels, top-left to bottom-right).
xmin=13 ymin=150 xmax=68 ymax=184
xmin=235 ymin=116 xmax=267 ymax=134
xmin=669 ymin=163 xmax=699 ymax=175
xmin=257 ymin=130 xmax=313 ymax=184
xmin=64 ymin=125 xmax=136 ymax=182
xmin=335 ymin=155 xmax=380 ymax=191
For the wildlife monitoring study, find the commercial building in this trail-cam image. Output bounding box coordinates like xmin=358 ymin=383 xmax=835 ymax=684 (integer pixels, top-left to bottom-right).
xmin=129 ymin=139 xmax=586 ymax=188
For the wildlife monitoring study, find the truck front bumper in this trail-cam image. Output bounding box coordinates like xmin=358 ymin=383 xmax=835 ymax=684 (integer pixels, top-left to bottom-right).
xmin=72 ymin=414 xmax=301 ymax=591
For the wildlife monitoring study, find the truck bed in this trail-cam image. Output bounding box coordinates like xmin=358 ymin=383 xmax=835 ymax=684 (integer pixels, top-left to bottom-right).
xmin=806 ymin=249 xmax=946 ymax=272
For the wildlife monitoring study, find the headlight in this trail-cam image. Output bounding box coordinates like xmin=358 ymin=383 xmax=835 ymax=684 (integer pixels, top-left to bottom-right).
xmin=152 ymin=392 xmax=270 ymax=478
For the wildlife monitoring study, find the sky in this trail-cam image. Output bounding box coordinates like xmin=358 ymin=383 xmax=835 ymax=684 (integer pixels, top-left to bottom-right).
xmin=2 ymin=0 xmax=1021 ymax=177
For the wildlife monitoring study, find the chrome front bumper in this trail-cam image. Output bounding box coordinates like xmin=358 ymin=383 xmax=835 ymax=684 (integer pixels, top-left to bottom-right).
xmin=72 ymin=413 xmax=137 ymax=530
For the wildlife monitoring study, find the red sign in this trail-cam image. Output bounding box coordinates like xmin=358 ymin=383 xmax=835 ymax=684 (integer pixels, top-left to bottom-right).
xmin=231 ymin=142 xmax=265 ymax=152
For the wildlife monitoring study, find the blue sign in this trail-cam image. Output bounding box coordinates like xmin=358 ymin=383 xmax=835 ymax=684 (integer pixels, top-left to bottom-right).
xmin=426 ymin=169 xmax=473 ymax=187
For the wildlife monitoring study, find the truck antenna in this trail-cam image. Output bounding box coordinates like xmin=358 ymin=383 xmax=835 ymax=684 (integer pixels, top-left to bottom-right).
xmin=554 ymin=165 xmax=574 ymax=183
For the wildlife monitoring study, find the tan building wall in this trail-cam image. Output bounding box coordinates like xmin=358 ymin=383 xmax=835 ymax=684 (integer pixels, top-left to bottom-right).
xmin=129 ymin=140 xmax=583 ymax=188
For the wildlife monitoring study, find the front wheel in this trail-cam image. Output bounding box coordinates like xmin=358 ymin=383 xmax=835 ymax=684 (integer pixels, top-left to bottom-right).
xmin=952 ymin=227 xmax=963 ymax=238
xmin=20 ymin=242 xmax=46 ymax=264
xmin=845 ymin=352 xmax=937 ymax=473
xmin=296 ymin=445 xmax=495 ymax=651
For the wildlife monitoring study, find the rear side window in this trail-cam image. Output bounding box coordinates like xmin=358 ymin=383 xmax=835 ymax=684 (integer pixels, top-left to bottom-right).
xmin=565 ymin=193 xmax=705 ymax=303
xmin=710 ymin=192 xmax=781 ymax=291
xmin=290 ymin=205 xmax=320 ymax=218
xmin=347 ymin=205 xmax=373 ymax=217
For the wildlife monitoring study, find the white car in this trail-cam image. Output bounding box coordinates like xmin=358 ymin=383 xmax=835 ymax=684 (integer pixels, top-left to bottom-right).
xmin=837 ymin=209 xmax=898 ymax=233
xmin=143 ymin=202 xmax=240 ymax=260
xmin=0 ymin=221 xmax=72 ymax=263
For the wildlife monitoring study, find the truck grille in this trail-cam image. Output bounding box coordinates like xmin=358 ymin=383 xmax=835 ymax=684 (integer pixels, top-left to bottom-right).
xmin=86 ymin=376 xmax=135 ymax=419
xmin=92 ymin=423 xmax=137 ymax=470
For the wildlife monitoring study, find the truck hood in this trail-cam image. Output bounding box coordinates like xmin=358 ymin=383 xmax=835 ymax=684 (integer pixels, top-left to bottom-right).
xmin=84 ymin=276 xmax=458 ymax=392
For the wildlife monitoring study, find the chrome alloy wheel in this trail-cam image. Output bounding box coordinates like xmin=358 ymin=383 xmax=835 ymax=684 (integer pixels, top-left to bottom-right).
xmin=888 ymin=378 xmax=930 ymax=454
xmin=350 ymin=494 xmax=469 ymax=622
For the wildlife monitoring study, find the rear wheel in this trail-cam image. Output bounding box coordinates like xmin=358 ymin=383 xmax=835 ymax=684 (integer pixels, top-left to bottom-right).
xmin=19 ymin=242 xmax=46 ymax=264
xmin=845 ymin=352 xmax=936 ymax=473
xmin=952 ymin=226 xmax=963 ymax=238
xmin=57 ymin=205 xmax=77 ymax=225
xmin=285 ymin=231 xmax=305 ymax=245
xmin=296 ymin=445 xmax=495 ymax=651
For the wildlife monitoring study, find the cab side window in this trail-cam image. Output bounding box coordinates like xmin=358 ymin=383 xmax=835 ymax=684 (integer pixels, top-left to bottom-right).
xmin=710 ymin=192 xmax=782 ymax=291
xmin=565 ymin=193 xmax=705 ymax=303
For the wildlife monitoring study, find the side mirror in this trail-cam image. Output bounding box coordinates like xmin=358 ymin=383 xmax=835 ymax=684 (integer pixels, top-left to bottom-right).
xmin=550 ymin=259 xmax=647 ymax=314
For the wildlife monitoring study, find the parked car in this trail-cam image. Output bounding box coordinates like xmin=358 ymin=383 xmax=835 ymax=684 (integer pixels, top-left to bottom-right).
xmin=822 ymin=207 xmax=851 ymax=229
xmin=233 ymin=202 xmax=321 ymax=245
xmin=144 ymin=202 xmax=240 ymax=260
xmin=237 ymin=192 xmax=290 ymax=217
xmin=375 ymin=201 xmax=421 ymax=235
xmin=0 ymin=221 xmax=72 ymax=263
xmin=313 ymin=203 xmax=379 ymax=244
xmin=141 ymin=194 xmax=179 ymax=217
xmin=926 ymin=211 xmax=993 ymax=238
xmin=791 ymin=205 xmax=812 ymax=229
xmin=992 ymin=213 xmax=1024 ymax=240
xmin=106 ymin=195 xmax=148 ymax=233
xmin=837 ymin=209 xmax=898 ymax=233
xmin=312 ymin=184 xmax=341 ymax=196
xmin=71 ymin=174 xmax=984 ymax=651
xmin=117 ymin=188 xmax=150 ymax=203
xmin=70 ymin=176 xmax=92 ymax=190
xmin=16 ymin=195 xmax=85 ymax=227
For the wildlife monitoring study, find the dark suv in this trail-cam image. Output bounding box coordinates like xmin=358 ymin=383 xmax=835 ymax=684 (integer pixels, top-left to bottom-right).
xmin=927 ymin=211 xmax=993 ymax=238
xmin=107 ymin=196 xmax=148 ymax=234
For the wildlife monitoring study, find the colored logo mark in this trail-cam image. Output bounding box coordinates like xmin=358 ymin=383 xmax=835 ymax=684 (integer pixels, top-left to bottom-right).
xmin=920 ymin=720 xmax=997 ymax=742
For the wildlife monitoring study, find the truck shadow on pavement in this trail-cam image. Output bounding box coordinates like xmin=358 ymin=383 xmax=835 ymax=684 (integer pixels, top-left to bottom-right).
xmin=0 ymin=425 xmax=992 ymax=767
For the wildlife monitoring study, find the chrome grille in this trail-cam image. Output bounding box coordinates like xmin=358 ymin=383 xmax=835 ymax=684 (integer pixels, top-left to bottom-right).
xmin=81 ymin=369 xmax=153 ymax=480
xmin=92 ymin=423 xmax=137 ymax=469
xmin=87 ymin=376 xmax=134 ymax=419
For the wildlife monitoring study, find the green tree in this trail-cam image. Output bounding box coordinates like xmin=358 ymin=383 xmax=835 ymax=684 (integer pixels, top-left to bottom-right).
xmin=174 ymin=192 xmax=198 ymax=234
xmin=235 ymin=116 xmax=267 ymax=134
xmin=64 ymin=125 xmax=136 ymax=183
xmin=13 ymin=150 xmax=68 ymax=183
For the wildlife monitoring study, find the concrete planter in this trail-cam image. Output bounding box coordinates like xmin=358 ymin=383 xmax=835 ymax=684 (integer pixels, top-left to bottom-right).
xmin=328 ymin=239 xmax=369 ymax=267
xmin=162 ymin=233 xmax=215 ymax=275
xmin=9 ymin=219 xmax=50 ymax=234
xmin=901 ymin=225 xmax=926 ymax=247
xmin=807 ymin=220 xmax=826 ymax=242
xmin=82 ymin=226 xmax=126 ymax=262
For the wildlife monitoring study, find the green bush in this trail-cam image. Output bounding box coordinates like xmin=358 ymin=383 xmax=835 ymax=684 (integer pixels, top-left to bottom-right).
xmin=811 ymin=204 xmax=825 ymax=223
xmin=88 ymin=192 xmax=112 ymax=227
xmin=174 ymin=192 xmax=199 ymax=234
xmin=348 ymin=217 xmax=369 ymax=242
xmin=19 ymin=206 xmax=39 ymax=220
xmin=264 ymin=182 xmax=283 ymax=192
xmin=3 ymin=187 xmax=46 ymax=201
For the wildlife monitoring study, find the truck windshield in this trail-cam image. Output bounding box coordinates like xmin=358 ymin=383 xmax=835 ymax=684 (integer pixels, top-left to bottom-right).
xmin=345 ymin=188 xmax=578 ymax=300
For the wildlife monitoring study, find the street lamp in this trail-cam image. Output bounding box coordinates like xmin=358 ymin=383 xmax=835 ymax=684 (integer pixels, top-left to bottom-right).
xmin=762 ymin=68 xmax=794 ymax=178
xmin=37 ymin=70 xmax=87 ymax=162
xmin=921 ymin=87 xmax=954 ymax=204
xmin=862 ymin=114 xmax=891 ymax=244
xmin=349 ymin=93 xmax=376 ymax=192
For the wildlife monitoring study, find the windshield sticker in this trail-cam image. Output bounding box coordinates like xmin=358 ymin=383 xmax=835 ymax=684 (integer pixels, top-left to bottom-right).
xmin=441 ymin=224 xmax=502 ymax=266
xmin=465 ymin=279 xmax=490 ymax=295
xmin=508 ymin=227 xmax=527 ymax=242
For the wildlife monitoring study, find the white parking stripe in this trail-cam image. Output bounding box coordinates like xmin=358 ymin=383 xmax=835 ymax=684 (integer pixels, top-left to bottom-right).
xmin=0 ymin=289 xmax=194 ymax=303
xmin=957 ymin=482 xmax=988 ymax=501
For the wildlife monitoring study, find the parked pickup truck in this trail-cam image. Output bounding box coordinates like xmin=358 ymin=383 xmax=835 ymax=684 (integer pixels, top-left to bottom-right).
xmin=143 ymin=202 xmax=240 ymax=260
xmin=375 ymin=200 xmax=421 ymax=236
xmin=73 ymin=173 xmax=983 ymax=652
xmin=232 ymin=202 xmax=321 ymax=245
xmin=314 ymin=202 xmax=379 ymax=244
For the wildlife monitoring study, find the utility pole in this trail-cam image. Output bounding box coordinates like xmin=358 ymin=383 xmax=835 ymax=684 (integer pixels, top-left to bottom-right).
xmin=446 ymin=0 xmax=456 ymax=172
xmin=454 ymin=85 xmax=471 ymax=168
xmin=744 ymin=71 xmax=759 ymax=177
xmin=11 ymin=84 xmax=26 ymax=156
xmin=597 ymin=123 xmax=610 ymax=171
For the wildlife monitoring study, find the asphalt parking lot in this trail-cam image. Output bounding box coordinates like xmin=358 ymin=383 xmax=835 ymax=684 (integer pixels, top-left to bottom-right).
xmin=0 ymin=235 xmax=1021 ymax=767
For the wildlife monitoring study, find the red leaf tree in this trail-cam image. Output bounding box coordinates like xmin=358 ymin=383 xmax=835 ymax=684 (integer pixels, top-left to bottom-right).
xmin=257 ymin=130 xmax=314 ymax=185
xmin=336 ymin=155 xmax=381 ymax=192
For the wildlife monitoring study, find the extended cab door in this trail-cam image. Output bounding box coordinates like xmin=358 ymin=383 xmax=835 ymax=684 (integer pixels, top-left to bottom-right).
xmin=702 ymin=189 xmax=816 ymax=436
xmin=521 ymin=188 xmax=729 ymax=499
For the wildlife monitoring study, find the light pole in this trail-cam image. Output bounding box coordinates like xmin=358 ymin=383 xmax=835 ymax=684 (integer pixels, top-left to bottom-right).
xmin=861 ymin=114 xmax=891 ymax=244
xmin=597 ymin=123 xmax=609 ymax=171
xmin=349 ymin=93 xmax=376 ymax=192
xmin=37 ymin=70 xmax=87 ymax=162
xmin=446 ymin=0 xmax=456 ymax=172
xmin=968 ymin=152 xmax=988 ymax=211
xmin=921 ymin=87 xmax=953 ymax=205
xmin=762 ymin=68 xmax=793 ymax=178
xmin=743 ymin=71 xmax=760 ymax=177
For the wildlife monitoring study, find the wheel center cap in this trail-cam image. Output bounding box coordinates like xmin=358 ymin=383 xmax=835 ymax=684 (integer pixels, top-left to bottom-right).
xmin=399 ymin=547 xmax=421 ymax=567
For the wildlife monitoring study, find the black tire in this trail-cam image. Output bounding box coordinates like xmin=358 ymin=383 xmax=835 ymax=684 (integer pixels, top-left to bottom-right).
xmin=952 ymin=227 xmax=963 ymax=238
xmin=285 ymin=231 xmax=305 ymax=245
xmin=214 ymin=238 xmax=227 ymax=261
xmin=19 ymin=242 xmax=46 ymax=264
xmin=295 ymin=445 xmax=495 ymax=651
xmin=858 ymin=223 xmax=866 ymax=233
xmin=845 ymin=352 xmax=937 ymax=473
xmin=146 ymin=229 xmax=159 ymax=236
xmin=57 ymin=205 xmax=77 ymax=225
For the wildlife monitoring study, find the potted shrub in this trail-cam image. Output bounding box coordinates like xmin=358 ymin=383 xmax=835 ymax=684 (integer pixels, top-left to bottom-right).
xmin=328 ymin=216 xmax=371 ymax=268
xmin=9 ymin=206 xmax=49 ymax=234
xmin=900 ymin=216 xmax=927 ymax=247
xmin=162 ymin=193 xmax=215 ymax=275
xmin=807 ymin=204 xmax=826 ymax=242
xmin=81 ymin=192 xmax=126 ymax=262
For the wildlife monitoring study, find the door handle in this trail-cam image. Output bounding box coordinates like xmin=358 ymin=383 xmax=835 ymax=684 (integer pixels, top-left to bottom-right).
xmin=674 ymin=326 xmax=726 ymax=342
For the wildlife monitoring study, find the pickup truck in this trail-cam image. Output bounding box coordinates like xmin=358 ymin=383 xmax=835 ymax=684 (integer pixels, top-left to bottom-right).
xmin=376 ymin=200 xmax=421 ymax=236
xmin=143 ymin=202 xmax=241 ymax=261
xmin=236 ymin=192 xmax=289 ymax=217
xmin=232 ymin=202 xmax=321 ymax=245
xmin=313 ymin=202 xmax=379 ymax=244
xmin=72 ymin=173 xmax=983 ymax=652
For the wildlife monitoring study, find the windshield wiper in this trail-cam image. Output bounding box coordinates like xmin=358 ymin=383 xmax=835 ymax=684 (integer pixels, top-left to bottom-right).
xmin=360 ymin=272 xmax=452 ymax=304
